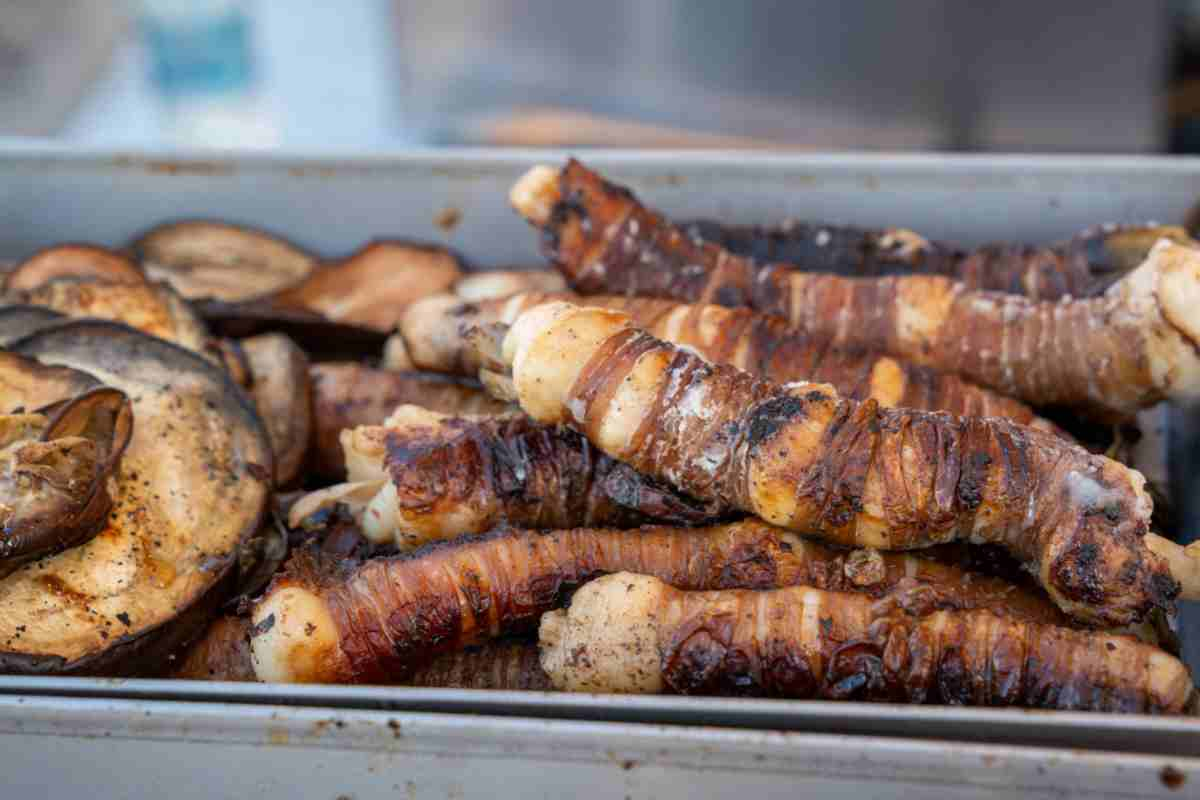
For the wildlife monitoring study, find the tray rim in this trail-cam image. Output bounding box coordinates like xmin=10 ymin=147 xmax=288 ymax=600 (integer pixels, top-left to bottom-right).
xmin=6 ymin=139 xmax=1200 ymax=173
xmin=4 ymin=694 xmax=1196 ymax=798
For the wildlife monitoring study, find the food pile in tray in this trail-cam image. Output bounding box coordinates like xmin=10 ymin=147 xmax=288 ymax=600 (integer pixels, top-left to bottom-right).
xmin=2 ymin=158 xmax=1199 ymax=714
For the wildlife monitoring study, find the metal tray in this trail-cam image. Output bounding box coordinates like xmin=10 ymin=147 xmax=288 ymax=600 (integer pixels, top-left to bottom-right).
xmin=1 ymin=144 xmax=1199 ymax=765
xmin=0 ymin=695 xmax=1195 ymax=799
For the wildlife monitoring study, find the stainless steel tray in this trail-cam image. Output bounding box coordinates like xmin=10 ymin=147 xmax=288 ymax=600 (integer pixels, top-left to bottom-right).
xmin=1 ymin=696 xmax=1196 ymax=799
xmin=1 ymin=144 xmax=1198 ymax=765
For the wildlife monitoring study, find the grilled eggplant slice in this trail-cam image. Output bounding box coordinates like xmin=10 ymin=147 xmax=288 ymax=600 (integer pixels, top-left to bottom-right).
xmin=0 ymin=306 xmax=67 ymax=347
xmin=4 ymin=279 xmax=217 ymax=362
xmin=5 ymin=245 xmax=146 ymax=292
xmin=0 ymin=321 xmax=272 ymax=675
xmin=131 ymin=220 xmax=316 ymax=302
xmin=193 ymin=300 xmax=388 ymax=362
xmin=274 ymin=241 xmax=462 ymax=331
xmin=0 ymin=388 xmax=133 ymax=577
xmin=241 ymin=333 xmax=313 ymax=487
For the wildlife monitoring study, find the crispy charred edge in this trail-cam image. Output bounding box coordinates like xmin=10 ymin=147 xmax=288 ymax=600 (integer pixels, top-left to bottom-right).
xmin=656 ymin=588 xmax=1195 ymax=713
xmin=559 ymin=318 xmax=1175 ymax=625
xmin=678 ymin=219 xmax=1180 ymax=301
xmin=309 ymin=363 xmax=508 ymax=478
xmin=263 ymin=520 xmax=1075 ymax=684
xmin=382 ymin=413 xmax=727 ymax=531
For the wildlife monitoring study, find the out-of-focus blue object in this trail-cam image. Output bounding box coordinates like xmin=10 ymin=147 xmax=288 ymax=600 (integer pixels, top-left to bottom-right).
xmin=137 ymin=0 xmax=277 ymax=147
xmin=63 ymin=0 xmax=395 ymax=149
xmin=142 ymin=0 xmax=254 ymax=98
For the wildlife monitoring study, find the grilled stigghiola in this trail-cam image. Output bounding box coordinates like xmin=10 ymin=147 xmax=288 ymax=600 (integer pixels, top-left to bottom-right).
xmin=401 ymin=290 xmax=1060 ymax=432
xmin=249 ymin=520 xmax=1068 ymax=684
xmin=174 ymin=614 xmax=550 ymax=689
xmin=486 ymin=301 xmax=1177 ymax=626
xmin=681 ymin=218 xmax=1195 ymax=301
xmin=293 ymin=405 xmax=724 ymax=547
xmin=512 ymin=160 xmax=1200 ymax=420
xmin=539 ymin=573 xmax=1195 ymax=713
xmin=308 ymin=363 xmax=510 ymax=478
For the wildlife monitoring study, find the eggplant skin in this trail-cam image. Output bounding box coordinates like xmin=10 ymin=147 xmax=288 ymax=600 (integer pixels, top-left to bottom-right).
xmin=0 ymin=306 xmax=67 ymax=348
xmin=0 ymin=320 xmax=272 ymax=677
xmin=241 ymin=333 xmax=313 ymax=487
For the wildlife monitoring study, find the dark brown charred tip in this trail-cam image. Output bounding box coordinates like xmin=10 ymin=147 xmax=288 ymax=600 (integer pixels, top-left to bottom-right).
xmin=743 ymin=394 xmax=812 ymax=449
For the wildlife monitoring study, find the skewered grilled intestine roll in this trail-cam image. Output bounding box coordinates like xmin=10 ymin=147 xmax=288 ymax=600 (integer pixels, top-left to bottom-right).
xmin=539 ymin=573 xmax=1194 ymax=713
xmin=248 ymin=520 xmax=1074 ymax=684
xmin=481 ymin=300 xmax=1181 ymax=626
xmin=401 ymin=290 xmax=1062 ymax=434
xmin=309 ymin=363 xmax=510 ymax=478
xmin=291 ymin=405 xmax=726 ymax=547
xmin=173 ymin=612 xmax=550 ymax=689
xmin=681 ymin=218 xmax=1195 ymax=301
xmin=511 ymin=160 xmax=1200 ymax=421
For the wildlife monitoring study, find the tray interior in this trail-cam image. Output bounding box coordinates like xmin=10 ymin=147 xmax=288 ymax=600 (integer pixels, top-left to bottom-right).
xmin=1 ymin=146 xmax=1198 ymax=737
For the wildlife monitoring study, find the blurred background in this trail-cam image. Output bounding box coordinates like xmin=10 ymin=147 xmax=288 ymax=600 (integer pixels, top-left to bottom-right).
xmin=7 ymin=0 xmax=1200 ymax=152
xmin=3 ymin=1 xmax=1200 ymax=631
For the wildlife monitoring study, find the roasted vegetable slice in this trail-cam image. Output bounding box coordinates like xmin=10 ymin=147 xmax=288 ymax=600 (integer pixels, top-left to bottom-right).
xmin=131 ymin=220 xmax=316 ymax=302
xmin=274 ymin=241 xmax=462 ymax=331
xmin=241 ymin=333 xmax=312 ymax=487
xmin=0 ymin=321 xmax=272 ymax=675
xmin=0 ymin=388 xmax=133 ymax=577
xmin=193 ymin=300 xmax=388 ymax=362
xmin=5 ymin=245 xmax=146 ymax=292
xmin=5 ymin=279 xmax=217 ymax=362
